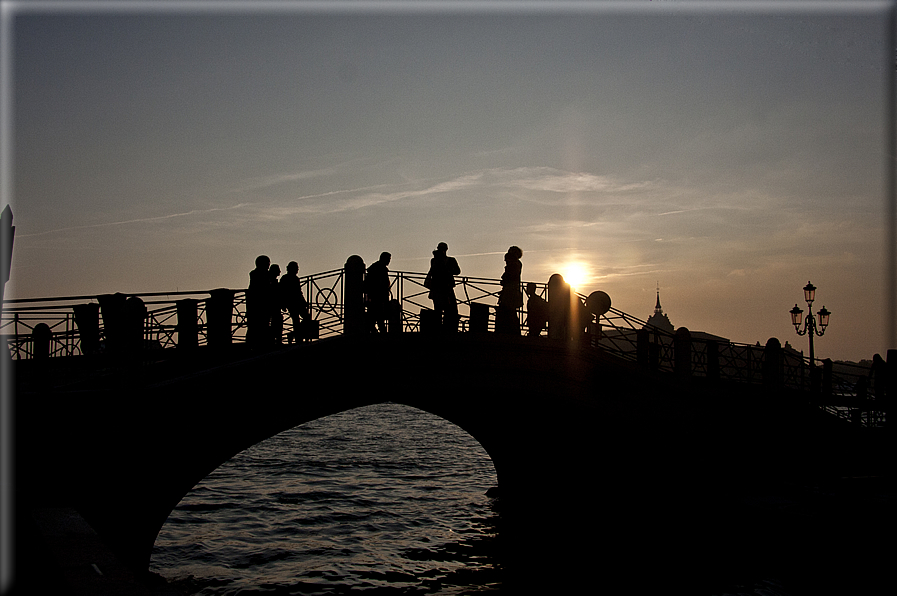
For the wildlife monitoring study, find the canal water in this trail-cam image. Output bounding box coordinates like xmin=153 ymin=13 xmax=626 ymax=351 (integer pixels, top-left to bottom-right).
xmin=149 ymin=403 xmax=503 ymax=595
xmin=149 ymin=402 xmax=805 ymax=596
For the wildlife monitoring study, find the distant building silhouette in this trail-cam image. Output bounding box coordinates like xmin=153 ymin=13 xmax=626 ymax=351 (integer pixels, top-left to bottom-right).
xmin=644 ymin=288 xmax=674 ymax=333
xmin=642 ymin=287 xmax=728 ymax=344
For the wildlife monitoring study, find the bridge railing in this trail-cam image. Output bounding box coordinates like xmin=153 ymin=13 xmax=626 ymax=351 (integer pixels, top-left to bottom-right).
xmin=0 ymin=268 xmax=543 ymax=358
xmin=589 ymin=313 xmax=881 ymax=426
xmin=388 ymin=270 xmax=543 ymax=333
xmin=4 ymin=267 xmax=883 ymax=426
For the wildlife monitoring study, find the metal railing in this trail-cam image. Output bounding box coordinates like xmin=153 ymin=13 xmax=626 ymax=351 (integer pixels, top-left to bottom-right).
xmin=3 ymin=268 xmax=883 ymax=426
xmin=0 ymin=269 xmax=532 ymax=357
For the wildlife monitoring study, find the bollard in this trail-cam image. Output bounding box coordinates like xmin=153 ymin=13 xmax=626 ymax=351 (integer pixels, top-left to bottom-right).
xmin=125 ymin=296 xmax=147 ymax=355
xmin=206 ymin=289 xmax=235 ymax=348
xmin=547 ymin=274 xmax=570 ymax=341
xmin=31 ymin=323 xmax=52 ymax=360
xmin=97 ymin=293 xmax=128 ymax=355
xmin=762 ymin=337 xmax=784 ymax=390
xmin=469 ymin=302 xmax=489 ymax=333
xmin=344 ymin=255 xmax=366 ymax=336
xmin=176 ymin=299 xmax=199 ymax=350
xmin=73 ymin=303 xmax=101 ymax=355
xmin=674 ymin=327 xmax=692 ymax=380
xmin=388 ymin=299 xmax=402 ymax=334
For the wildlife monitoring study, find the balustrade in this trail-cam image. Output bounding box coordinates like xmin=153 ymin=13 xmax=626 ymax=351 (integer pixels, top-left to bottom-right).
xmin=2 ymin=262 xmax=887 ymax=426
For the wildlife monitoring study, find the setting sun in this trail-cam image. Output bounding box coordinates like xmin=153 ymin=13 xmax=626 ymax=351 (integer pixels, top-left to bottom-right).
xmin=560 ymin=262 xmax=590 ymax=289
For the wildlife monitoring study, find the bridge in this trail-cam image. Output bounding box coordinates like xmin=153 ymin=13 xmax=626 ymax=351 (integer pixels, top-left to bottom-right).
xmin=6 ymin=256 xmax=895 ymax=593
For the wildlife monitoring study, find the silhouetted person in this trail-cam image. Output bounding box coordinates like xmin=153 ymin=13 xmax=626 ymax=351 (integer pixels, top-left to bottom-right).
xmin=424 ymin=242 xmax=461 ymax=332
xmin=280 ymin=261 xmax=310 ymax=343
xmin=247 ymin=255 xmax=272 ymax=348
xmin=269 ymin=263 xmax=283 ymax=345
xmin=496 ymin=246 xmax=523 ymax=335
xmin=525 ymin=282 xmax=548 ymax=337
xmin=365 ymin=252 xmax=392 ymax=334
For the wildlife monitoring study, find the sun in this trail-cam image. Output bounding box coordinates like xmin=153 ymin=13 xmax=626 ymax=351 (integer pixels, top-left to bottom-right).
xmin=560 ymin=262 xmax=589 ymax=289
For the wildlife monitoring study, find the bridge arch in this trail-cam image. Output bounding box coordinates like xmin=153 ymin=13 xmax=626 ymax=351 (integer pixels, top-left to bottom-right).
xmin=24 ymin=331 xmax=830 ymax=591
xmin=151 ymin=402 xmax=500 ymax=590
xmin=54 ymin=332 xmax=613 ymax=574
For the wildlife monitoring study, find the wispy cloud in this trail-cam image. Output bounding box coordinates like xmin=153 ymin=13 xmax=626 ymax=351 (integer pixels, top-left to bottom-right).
xmin=17 ymin=203 xmax=251 ymax=238
xmin=251 ymin=166 xmax=659 ymax=217
xmin=231 ymin=168 xmax=339 ymax=193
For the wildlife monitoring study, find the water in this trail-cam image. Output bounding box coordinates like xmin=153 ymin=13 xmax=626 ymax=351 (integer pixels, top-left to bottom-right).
xmin=148 ymin=401 xmax=894 ymax=596
xmin=150 ymin=403 xmax=503 ymax=595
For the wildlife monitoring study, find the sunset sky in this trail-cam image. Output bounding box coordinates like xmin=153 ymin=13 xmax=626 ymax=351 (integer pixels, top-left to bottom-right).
xmin=3 ymin=1 xmax=895 ymax=362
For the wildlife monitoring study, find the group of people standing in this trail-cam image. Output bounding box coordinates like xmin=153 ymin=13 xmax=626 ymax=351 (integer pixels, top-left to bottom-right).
xmin=417 ymin=242 xmax=546 ymax=337
xmin=360 ymin=243 xmax=462 ymax=334
xmin=247 ymin=242 xmax=550 ymax=344
xmin=247 ymin=255 xmax=310 ymax=347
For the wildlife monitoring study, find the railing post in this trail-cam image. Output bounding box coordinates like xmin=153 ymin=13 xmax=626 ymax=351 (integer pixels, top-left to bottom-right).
xmin=547 ymin=273 xmax=569 ymax=341
xmin=855 ymin=377 xmax=868 ymax=424
xmin=887 ymin=350 xmax=897 ymax=425
xmin=344 ymin=255 xmax=366 ymax=336
xmin=706 ymin=340 xmax=720 ymax=381
xmin=822 ymin=358 xmax=833 ymax=403
xmin=762 ymin=338 xmax=784 ymax=391
xmin=206 ymin=289 xmax=235 ymax=348
xmin=98 ymin=293 xmax=128 ymax=355
xmin=469 ymin=302 xmax=489 ymax=333
xmin=388 ymin=299 xmax=402 ymax=334
xmin=176 ymin=299 xmax=199 ymax=350
xmin=31 ymin=323 xmax=52 ymax=360
xmin=674 ymin=327 xmax=692 ymax=380
xmin=73 ymin=303 xmax=101 ymax=356
xmin=125 ymin=296 xmax=146 ymax=356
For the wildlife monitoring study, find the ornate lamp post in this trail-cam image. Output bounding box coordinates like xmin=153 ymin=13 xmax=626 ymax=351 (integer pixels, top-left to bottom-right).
xmin=789 ymin=281 xmax=831 ymax=365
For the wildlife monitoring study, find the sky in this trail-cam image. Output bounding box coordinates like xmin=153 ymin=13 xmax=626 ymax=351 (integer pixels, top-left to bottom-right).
xmin=2 ymin=1 xmax=895 ymax=363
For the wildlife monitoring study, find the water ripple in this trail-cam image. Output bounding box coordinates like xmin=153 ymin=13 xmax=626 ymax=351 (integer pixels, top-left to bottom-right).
xmin=151 ymin=403 xmax=500 ymax=595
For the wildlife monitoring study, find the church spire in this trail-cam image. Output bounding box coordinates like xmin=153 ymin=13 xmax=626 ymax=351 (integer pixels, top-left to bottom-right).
xmin=645 ymin=282 xmax=674 ymax=332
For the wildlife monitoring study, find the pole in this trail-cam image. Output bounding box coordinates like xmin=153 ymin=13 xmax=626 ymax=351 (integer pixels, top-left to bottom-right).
xmin=808 ymin=314 xmax=815 ymax=366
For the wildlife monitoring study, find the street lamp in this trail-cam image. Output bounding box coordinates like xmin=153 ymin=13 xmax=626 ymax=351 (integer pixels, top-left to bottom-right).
xmin=790 ymin=281 xmax=831 ymax=365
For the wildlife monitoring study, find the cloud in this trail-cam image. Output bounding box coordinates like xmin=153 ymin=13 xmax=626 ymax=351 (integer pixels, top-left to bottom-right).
xmin=231 ymin=168 xmax=339 ymax=193
xmin=485 ymin=167 xmax=654 ymax=194
xmin=255 ymin=166 xmax=659 ymax=217
xmin=17 ymin=203 xmax=251 ymax=238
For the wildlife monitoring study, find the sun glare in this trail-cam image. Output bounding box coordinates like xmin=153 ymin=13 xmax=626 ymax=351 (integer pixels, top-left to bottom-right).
xmin=560 ymin=262 xmax=589 ymax=289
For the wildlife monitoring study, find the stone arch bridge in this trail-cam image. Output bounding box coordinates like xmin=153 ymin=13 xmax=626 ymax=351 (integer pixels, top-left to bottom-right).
xmin=7 ymin=258 xmax=893 ymax=593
